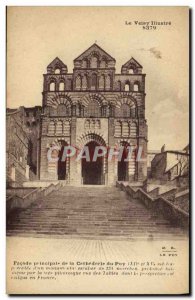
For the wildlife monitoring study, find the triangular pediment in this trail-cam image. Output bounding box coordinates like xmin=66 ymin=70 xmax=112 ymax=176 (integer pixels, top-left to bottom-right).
xmin=47 ymin=57 xmax=67 ymax=69
xmin=74 ymin=43 xmax=116 ymax=62
xmin=122 ymin=57 xmax=142 ymax=68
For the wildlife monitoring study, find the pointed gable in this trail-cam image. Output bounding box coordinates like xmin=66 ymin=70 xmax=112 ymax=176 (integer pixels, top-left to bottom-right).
xmin=47 ymin=57 xmax=68 ymax=74
xmin=122 ymin=57 xmax=142 ymax=68
xmin=73 ymin=43 xmax=116 ymax=69
xmin=74 ymin=43 xmax=116 ymax=62
xmin=121 ymin=57 xmax=142 ymax=74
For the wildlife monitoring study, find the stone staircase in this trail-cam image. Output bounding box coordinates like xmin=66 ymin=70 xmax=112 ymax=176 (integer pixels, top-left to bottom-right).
xmin=7 ymin=186 xmax=188 ymax=240
xmin=145 ymin=183 xmax=189 ymax=214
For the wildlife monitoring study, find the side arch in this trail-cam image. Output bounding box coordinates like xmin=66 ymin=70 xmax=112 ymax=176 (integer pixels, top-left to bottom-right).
xmin=47 ymin=138 xmax=70 ymax=180
xmin=115 ymin=93 xmax=138 ymax=108
xmin=47 ymin=93 xmax=72 ymax=108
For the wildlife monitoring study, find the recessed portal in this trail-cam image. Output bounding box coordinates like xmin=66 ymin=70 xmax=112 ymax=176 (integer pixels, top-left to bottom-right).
xmin=82 ymin=141 xmax=104 ymax=185
xmin=118 ymin=142 xmax=129 ymax=181
xmin=58 ymin=141 xmax=68 ymax=180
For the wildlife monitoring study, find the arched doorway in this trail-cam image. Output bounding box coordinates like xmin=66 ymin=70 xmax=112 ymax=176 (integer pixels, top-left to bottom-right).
xmin=82 ymin=141 xmax=104 ymax=185
xmin=118 ymin=142 xmax=130 ymax=181
xmin=58 ymin=141 xmax=68 ymax=180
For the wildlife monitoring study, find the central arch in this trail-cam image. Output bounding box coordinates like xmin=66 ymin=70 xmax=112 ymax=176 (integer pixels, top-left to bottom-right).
xmin=77 ymin=133 xmax=107 ymax=185
xmin=47 ymin=139 xmax=70 ymax=181
xmin=82 ymin=141 xmax=104 ymax=185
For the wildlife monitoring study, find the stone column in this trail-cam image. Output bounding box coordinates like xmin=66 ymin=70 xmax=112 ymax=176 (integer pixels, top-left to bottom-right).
xmin=69 ymin=117 xmax=79 ymax=185
xmin=107 ymin=118 xmax=116 ymax=185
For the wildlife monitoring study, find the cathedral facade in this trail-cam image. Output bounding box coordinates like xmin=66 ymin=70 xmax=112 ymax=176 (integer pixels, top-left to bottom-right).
xmin=40 ymin=44 xmax=147 ymax=185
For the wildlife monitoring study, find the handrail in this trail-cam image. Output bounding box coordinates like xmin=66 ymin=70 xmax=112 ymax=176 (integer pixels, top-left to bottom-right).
xmin=116 ymin=181 xmax=189 ymax=227
xmin=7 ymin=182 xmax=62 ymax=214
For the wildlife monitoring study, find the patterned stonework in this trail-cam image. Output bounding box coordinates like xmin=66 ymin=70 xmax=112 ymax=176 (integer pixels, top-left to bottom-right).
xmin=40 ymin=43 xmax=147 ymax=185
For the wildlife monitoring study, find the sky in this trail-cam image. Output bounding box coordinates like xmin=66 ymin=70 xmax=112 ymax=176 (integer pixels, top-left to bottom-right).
xmin=7 ymin=7 xmax=189 ymax=150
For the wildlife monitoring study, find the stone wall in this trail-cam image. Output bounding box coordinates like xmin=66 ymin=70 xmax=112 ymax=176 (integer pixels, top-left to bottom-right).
xmin=11 ymin=44 xmax=148 ymax=186
xmin=6 ymin=110 xmax=29 ymax=187
xmin=39 ymin=91 xmax=148 ymax=184
xmin=116 ymin=181 xmax=189 ymax=228
xmin=7 ymin=182 xmax=62 ymax=215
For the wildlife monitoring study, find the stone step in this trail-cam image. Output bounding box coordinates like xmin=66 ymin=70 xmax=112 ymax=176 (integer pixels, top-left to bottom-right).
xmin=11 ymin=217 xmax=170 ymax=224
xmin=7 ymin=227 xmax=185 ymax=236
xmin=7 ymin=232 xmax=184 ymax=239
xmin=6 ymin=230 xmax=186 ymax=241
xmin=7 ymin=222 xmax=183 ymax=232
xmin=7 ymin=227 xmax=184 ymax=236
xmin=7 ymin=186 xmax=187 ymax=240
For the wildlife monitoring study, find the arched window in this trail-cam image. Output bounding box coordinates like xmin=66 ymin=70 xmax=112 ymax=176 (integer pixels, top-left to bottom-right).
xmin=75 ymin=75 xmax=82 ymax=90
xmin=109 ymin=105 xmax=115 ymax=117
xmin=76 ymin=104 xmax=80 ymax=116
xmin=130 ymin=122 xmax=137 ymax=137
xmin=49 ymin=106 xmax=57 ymax=116
xmin=114 ymin=121 xmax=122 ymax=137
xmin=125 ymin=82 xmax=130 ymax=91
xmin=64 ymin=121 xmax=70 ymax=136
xmin=115 ymin=100 xmax=136 ymax=118
xmin=56 ymin=120 xmax=63 ymax=135
xmin=128 ymin=68 xmax=134 ymax=74
xmin=57 ymin=104 xmax=69 ymax=116
xmin=90 ymin=55 xmax=98 ymax=68
xmin=122 ymin=122 xmax=129 ymax=137
xmin=87 ymin=99 xmax=100 ymax=117
xmin=80 ymin=105 xmax=85 ymax=117
xmin=121 ymin=103 xmax=130 ymax=118
xmin=91 ymin=74 xmax=97 ymax=90
xmin=82 ymin=75 xmax=88 ymax=90
xmin=82 ymin=59 xmax=88 ymax=68
xmin=105 ymin=75 xmax=111 ymax=90
xmin=130 ymin=102 xmax=136 ymax=118
xmin=99 ymin=75 xmax=105 ymax=89
xmin=59 ymin=81 xmax=65 ymax=91
xmin=100 ymin=59 xmax=107 ymax=68
xmin=48 ymin=121 xmax=55 ymax=135
xmin=76 ymin=103 xmax=84 ymax=117
xmin=134 ymin=82 xmax=139 ymax=92
xmin=49 ymin=81 xmax=56 ymax=91
xmin=101 ymin=105 xmax=107 ymax=117
xmin=54 ymin=68 xmax=61 ymax=74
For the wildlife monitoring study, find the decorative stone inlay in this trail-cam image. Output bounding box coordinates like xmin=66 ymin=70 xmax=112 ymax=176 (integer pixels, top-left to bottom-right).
xmin=47 ymin=92 xmax=72 ymax=108
xmin=76 ymin=132 xmax=107 ymax=149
